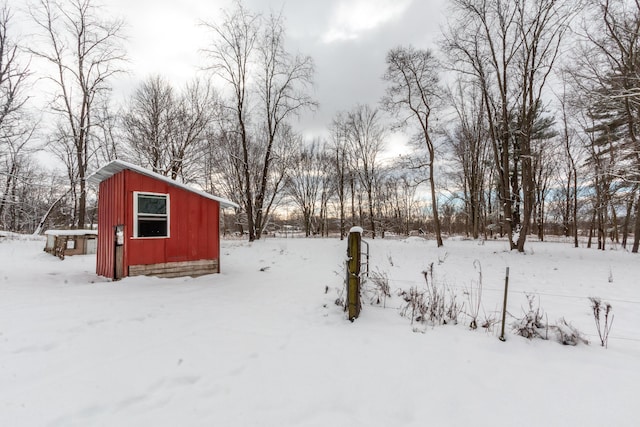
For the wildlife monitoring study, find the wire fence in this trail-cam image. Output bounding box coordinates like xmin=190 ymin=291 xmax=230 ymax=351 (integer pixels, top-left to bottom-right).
xmin=355 ymin=272 xmax=640 ymax=345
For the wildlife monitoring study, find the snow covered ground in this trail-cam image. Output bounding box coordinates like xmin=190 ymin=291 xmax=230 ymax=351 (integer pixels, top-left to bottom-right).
xmin=1 ymin=234 xmax=638 ymax=426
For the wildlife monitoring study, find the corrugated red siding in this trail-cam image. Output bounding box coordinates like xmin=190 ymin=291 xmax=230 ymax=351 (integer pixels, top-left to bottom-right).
xmin=95 ymin=169 xmax=220 ymax=278
xmin=96 ymin=171 xmax=126 ymax=278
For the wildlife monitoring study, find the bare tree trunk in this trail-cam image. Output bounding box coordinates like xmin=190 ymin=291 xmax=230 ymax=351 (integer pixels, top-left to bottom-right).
xmin=587 ymin=207 xmax=596 ymax=249
xmin=573 ymin=167 xmax=579 ymax=248
xmin=338 ymin=156 xmax=346 ymax=239
xmin=632 ymin=193 xmax=640 ymax=253
xmin=597 ymin=189 xmax=606 ymax=251
xmin=428 ymin=144 xmax=443 ymax=247
xmin=367 ymin=186 xmax=376 ymax=239
xmin=610 ymin=203 xmax=619 ymax=244
xmin=332 ymin=124 xmax=348 ymax=240
xmin=621 ymin=189 xmax=635 ymax=249
xmin=350 ymin=173 xmax=355 ymax=228
xmin=517 ymin=146 xmax=534 ymax=252
xmin=0 ymin=162 xmax=17 ymax=223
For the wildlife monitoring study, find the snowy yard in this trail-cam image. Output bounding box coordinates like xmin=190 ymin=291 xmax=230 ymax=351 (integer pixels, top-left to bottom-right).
xmin=1 ymin=235 xmax=638 ymax=426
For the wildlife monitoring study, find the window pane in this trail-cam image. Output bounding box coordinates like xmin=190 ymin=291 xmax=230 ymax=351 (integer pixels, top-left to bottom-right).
xmin=138 ymin=194 xmax=166 ymax=215
xmin=138 ymin=217 xmax=168 ymax=237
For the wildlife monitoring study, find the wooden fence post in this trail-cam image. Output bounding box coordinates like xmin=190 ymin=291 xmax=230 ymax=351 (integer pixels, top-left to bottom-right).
xmin=347 ymin=227 xmax=362 ymax=321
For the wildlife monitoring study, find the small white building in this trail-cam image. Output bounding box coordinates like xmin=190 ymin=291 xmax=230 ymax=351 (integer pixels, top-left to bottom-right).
xmin=44 ymin=229 xmax=98 ymax=259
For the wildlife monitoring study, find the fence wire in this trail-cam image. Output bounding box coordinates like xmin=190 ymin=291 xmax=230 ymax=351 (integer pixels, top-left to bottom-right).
xmin=359 ymin=274 xmax=640 ymax=344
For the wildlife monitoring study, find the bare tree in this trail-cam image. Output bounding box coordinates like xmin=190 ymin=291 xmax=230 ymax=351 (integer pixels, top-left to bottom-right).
xmin=383 ymin=45 xmax=443 ymax=246
xmin=556 ymin=79 xmax=581 ymax=247
xmin=0 ymin=3 xmax=36 ymax=230
xmin=0 ymin=125 xmax=37 ymax=228
xmin=512 ymin=1 xmax=578 ymax=251
xmin=122 ymin=76 xmax=218 ymax=182
xmin=444 ymin=0 xmax=579 ymax=251
xmin=378 ymin=169 xmax=419 ymax=236
xmin=253 ymin=9 xmax=316 ymax=239
xmin=316 ymin=152 xmax=334 ymax=237
xmin=122 ymin=75 xmax=174 ymax=173
xmin=285 ymin=138 xmax=329 ymax=237
xmin=329 ymin=113 xmax=351 ymax=239
xmin=203 ymin=113 xmax=246 ymax=233
xmin=33 ymin=171 xmax=73 ymax=235
xmin=444 ymin=1 xmax=517 ymax=247
xmin=168 ymin=78 xmax=219 ymax=182
xmin=344 ymin=104 xmax=385 ymax=238
xmin=531 ymin=129 xmax=558 ymax=241
xmin=202 ymin=2 xmax=257 ymax=236
xmin=93 ymin=98 xmax=121 ymax=164
xmin=29 ymin=0 xmax=126 ymax=229
xmin=252 ymin=123 xmax=298 ymax=236
xmin=202 ymin=0 xmax=316 ymax=241
xmin=445 ymin=80 xmax=491 ymax=239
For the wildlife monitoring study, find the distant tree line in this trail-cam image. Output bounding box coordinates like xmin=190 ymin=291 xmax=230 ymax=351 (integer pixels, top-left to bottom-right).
xmin=0 ymin=0 xmax=638 ymax=253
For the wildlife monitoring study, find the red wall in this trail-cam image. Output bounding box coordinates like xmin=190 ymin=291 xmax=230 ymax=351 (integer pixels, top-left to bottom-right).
xmin=96 ymin=169 xmax=220 ymax=278
xmin=96 ymin=171 xmax=126 ymax=278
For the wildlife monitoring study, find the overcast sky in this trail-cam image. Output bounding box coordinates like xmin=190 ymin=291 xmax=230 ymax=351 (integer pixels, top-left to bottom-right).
xmin=114 ymin=0 xmax=447 ymax=135
xmin=16 ymin=0 xmax=448 ymax=144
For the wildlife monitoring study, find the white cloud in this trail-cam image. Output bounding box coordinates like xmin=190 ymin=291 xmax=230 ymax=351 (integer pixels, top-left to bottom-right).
xmin=322 ymin=0 xmax=413 ymax=43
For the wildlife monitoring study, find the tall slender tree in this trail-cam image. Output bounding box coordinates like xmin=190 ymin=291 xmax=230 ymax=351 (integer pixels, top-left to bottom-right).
xmin=29 ymin=0 xmax=126 ymax=229
xmin=383 ymin=45 xmax=443 ymax=246
xmin=329 ymin=113 xmax=351 ymax=239
xmin=202 ymin=1 xmax=316 ymax=241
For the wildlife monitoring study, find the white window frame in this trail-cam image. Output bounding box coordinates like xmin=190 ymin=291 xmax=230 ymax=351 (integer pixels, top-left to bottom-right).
xmin=133 ymin=191 xmax=170 ymax=238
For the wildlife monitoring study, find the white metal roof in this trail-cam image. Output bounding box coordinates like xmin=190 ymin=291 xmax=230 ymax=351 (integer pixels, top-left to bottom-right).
xmin=44 ymin=229 xmax=98 ymax=236
xmin=87 ymin=160 xmax=239 ymax=209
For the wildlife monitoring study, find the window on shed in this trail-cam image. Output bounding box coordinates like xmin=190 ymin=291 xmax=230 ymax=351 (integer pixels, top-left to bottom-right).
xmin=134 ymin=192 xmax=169 ymax=238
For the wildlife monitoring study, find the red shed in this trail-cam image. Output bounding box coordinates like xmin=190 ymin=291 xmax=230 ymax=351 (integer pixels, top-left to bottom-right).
xmin=87 ymin=160 xmax=238 ymax=279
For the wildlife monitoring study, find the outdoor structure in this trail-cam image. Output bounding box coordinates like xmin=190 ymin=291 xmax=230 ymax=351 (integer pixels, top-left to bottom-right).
xmin=44 ymin=229 xmax=98 ymax=259
xmin=87 ymin=160 xmax=238 ymax=280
